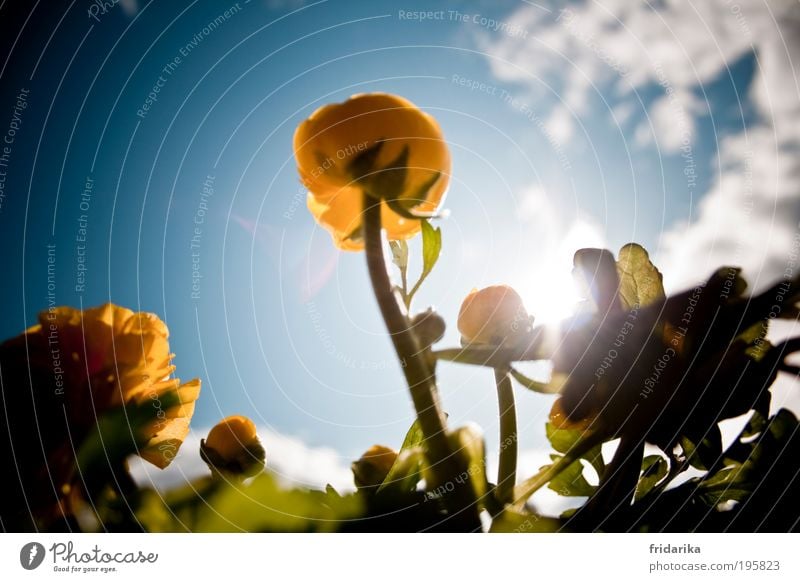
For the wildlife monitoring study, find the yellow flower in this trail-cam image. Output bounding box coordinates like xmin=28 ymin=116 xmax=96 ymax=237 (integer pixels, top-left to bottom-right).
xmin=293 ymin=93 xmax=450 ymax=250
xmin=457 ymin=285 xmax=531 ymax=346
xmin=11 ymin=303 xmax=200 ymax=469
xmin=0 ymin=303 xmax=200 ymax=527
xmin=201 ymin=415 xmax=265 ymax=477
xmin=351 ymin=444 xmax=398 ymax=489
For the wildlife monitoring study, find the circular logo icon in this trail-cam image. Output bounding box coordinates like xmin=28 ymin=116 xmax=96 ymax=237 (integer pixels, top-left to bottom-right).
xmin=20 ymin=542 xmax=45 ymax=570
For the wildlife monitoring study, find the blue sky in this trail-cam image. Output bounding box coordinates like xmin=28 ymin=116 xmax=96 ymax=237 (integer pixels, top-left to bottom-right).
xmin=1 ymin=0 xmax=798 ymax=488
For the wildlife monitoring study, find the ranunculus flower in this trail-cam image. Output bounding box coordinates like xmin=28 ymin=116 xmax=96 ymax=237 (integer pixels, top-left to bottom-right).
xmin=457 ymin=285 xmax=531 ymax=347
xmin=351 ymin=444 xmax=398 ymax=490
xmin=201 ymin=415 xmax=265 ymax=477
xmin=293 ymin=93 xmax=450 ymax=250
xmin=21 ymin=304 xmax=200 ymax=467
xmin=0 ymin=303 xmax=200 ymax=526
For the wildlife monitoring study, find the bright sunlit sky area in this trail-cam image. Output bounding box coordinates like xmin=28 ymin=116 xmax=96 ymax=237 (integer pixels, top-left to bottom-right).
xmin=1 ymin=0 xmax=798 ymax=493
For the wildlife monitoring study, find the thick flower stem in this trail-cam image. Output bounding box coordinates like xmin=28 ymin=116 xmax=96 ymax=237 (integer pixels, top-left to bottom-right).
xmin=362 ymin=194 xmax=479 ymax=529
xmin=494 ymin=368 xmax=517 ymax=505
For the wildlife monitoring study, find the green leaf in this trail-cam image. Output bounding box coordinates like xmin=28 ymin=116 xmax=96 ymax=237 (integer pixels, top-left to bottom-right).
xmin=379 ymin=448 xmax=426 ymax=494
xmin=448 ymin=424 xmax=488 ymax=502
xmin=634 ymin=455 xmax=669 ymax=501
xmin=142 ymin=473 xmax=363 ymax=532
xmin=389 ymin=239 xmax=410 ymax=303
xmin=725 ymin=408 xmax=775 ymax=464
xmin=738 ymin=321 xmax=767 ymax=345
xmin=135 ymin=489 xmax=187 ymax=533
xmin=768 ymin=408 xmax=798 ymax=441
xmin=695 ymin=409 xmax=799 ymax=508
xmin=545 ymin=422 xmax=582 ymax=454
xmin=405 ymin=219 xmax=442 ymax=305
xmin=378 ymin=419 xmax=426 ymax=493
xmin=545 ymin=422 xmax=605 ymax=477
xmin=695 ymin=462 xmax=753 ymax=506
xmin=389 ymin=240 xmax=408 ymax=271
xmin=680 ymin=426 xmax=722 ymax=471
xmin=741 ymin=409 xmax=768 ymax=439
xmin=616 ymin=243 xmax=665 ymax=309
xmin=547 ymin=455 xmax=596 ymax=497
xmin=739 ymin=321 xmax=770 ymax=361
xmin=712 ymin=266 xmax=747 ymax=298
xmin=560 ymin=507 xmax=578 ymax=519
xmin=421 ymin=219 xmax=442 ymax=281
xmin=398 ymin=418 xmax=426 ymax=452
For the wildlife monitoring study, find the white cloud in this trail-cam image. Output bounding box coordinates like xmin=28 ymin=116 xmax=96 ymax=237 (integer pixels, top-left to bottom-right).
xmin=611 ymin=101 xmax=636 ymax=126
xmin=482 ymin=0 xmax=800 ymax=290
xmin=517 ymin=185 xmax=556 ymax=224
xmin=634 ymin=88 xmax=701 ymax=151
xmin=545 ymin=105 xmax=576 ymax=144
xmin=634 ymin=118 xmax=654 ymax=147
xmin=129 ymin=426 xmax=355 ymax=493
xmin=660 ymin=126 xmax=800 ymax=290
xmin=649 ymin=88 xmax=701 ymax=152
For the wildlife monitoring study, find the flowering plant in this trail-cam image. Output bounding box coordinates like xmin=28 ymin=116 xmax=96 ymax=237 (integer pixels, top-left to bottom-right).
xmin=2 ymin=93 xmax=799 ymax=533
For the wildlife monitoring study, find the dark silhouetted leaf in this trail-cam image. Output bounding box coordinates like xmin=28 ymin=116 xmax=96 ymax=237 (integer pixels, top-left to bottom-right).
xmin=634 ymin=455 xmax=668 ymax=501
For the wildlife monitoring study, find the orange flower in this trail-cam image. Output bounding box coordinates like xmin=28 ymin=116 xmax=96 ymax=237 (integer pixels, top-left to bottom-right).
xmin=201 ymin=415 xmax=265 ymax=477
xmin=294 ymin=93 xmax=450 ymax=250
xmin=351 ymin=444 xmax=398 ymax=489
xmin=457 ymin=285 xmax=531 ymax=346
xmin=6 ymin=304 xmax=200 ymax=469
xmin=0 ymin=303 xmax=200 ymax=527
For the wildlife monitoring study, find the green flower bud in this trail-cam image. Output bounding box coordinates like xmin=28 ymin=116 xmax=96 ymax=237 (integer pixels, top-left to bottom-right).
xmin=410 ymin=308 xmax=446 ymax=348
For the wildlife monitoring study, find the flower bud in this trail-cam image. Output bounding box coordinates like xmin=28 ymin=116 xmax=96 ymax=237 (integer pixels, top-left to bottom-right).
xmin=201 ymin=415 xmax=265 ymax=477
xmin=352 ymin=444 xmax=398 ymax=490
xmin=410 ymin=308 xmax=446 ymax=348
xmin=457 ymin=285 xmax=531 ymax=347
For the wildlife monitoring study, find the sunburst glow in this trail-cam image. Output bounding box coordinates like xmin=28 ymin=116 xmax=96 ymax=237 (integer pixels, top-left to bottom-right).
xmin=514 ymin=220 xmax=606 ymax=326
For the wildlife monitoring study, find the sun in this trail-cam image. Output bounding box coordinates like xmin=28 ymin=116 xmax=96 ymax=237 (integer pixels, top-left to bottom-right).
xmin=515 ymin=261 xmax=581 ymax=326
xmin=512 ymin=220 xmax=606 ymax=326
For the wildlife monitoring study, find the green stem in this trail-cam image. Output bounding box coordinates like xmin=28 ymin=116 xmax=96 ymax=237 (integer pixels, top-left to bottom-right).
xmin=362 ymin=193 xmax=479 ymax=529
xmin=511 ymin=436 xmax=596 ymax=511
xmin=405 ymin=277 xmax=424 ymax=308
xmin=431 ymin=337 xmax=548 ymax=368
xmin=400 ymin=269 xmax=410 ymax=311
xmin=494 ymin=368 xmax=517 ymax=505
xmin=508 ymin=367 xmax=559 ymax=394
